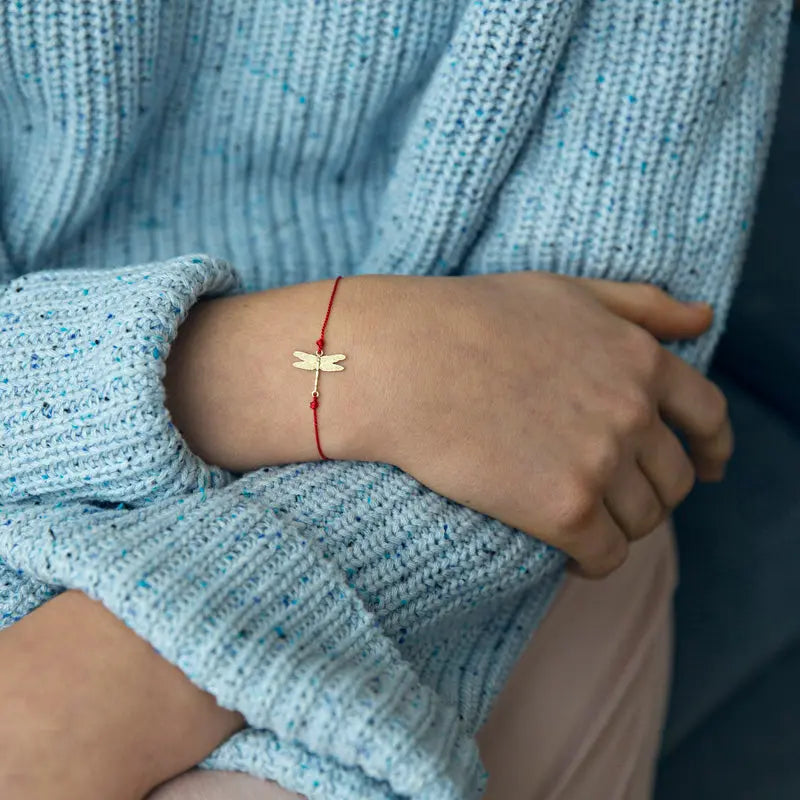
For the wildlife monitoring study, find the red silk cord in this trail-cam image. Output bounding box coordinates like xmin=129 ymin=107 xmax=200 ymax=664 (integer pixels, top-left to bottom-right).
xmin=310 ymin=276 xmax=342 ymax=460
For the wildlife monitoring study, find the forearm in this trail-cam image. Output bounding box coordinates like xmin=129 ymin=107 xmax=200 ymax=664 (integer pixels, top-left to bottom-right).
xmin=0 ymin=590 xmax=244 ymax=800
xmin=163 ymin=275 xmax=393 ymax=471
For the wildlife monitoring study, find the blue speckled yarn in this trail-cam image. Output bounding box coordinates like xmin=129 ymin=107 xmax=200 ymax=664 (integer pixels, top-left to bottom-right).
xmin=0 ymin=2 xmax=791 ymax=798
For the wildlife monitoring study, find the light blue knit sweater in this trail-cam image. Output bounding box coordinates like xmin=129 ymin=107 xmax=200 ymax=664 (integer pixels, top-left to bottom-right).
xmin=0 ymin=2 xmax=791 ymax=798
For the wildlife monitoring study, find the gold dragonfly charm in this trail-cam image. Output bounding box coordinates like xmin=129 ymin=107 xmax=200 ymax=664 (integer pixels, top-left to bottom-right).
xmin=292 ymin=350 xmax=346 ymax=372
xmin=292 ymin=350 xmax=346 ymax=398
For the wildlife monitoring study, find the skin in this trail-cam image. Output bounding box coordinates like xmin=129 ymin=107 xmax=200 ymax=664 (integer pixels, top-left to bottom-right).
xmin=0 ymin=591 xmax=245 ymax=800
xmin=165 ymin=272 xmax=731 ymax=577
xmin=0 ymin=273 xmax=732 ymax=798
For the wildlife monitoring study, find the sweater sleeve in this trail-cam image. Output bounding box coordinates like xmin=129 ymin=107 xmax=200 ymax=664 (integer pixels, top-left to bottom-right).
xmin=0 ymin=243 xmax=562 ymax=800
xmin=0 ymin=459 xmax=563 ymax=800
xmin=0 ymin=252 xmax=563 ymax=800
xmin=0 ymin=254 xmax=241 ymax=504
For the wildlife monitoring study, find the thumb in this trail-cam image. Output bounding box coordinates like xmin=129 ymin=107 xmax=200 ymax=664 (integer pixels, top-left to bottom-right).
xmin=573 ymin=278 xmax=714 ymax=341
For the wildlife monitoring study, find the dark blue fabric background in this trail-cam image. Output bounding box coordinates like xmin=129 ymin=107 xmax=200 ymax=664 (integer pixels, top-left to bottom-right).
xmin=656 ymin=13 xmax=800 ymax=799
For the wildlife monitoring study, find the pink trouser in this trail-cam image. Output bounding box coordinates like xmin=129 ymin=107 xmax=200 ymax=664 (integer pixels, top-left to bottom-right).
xmin=149 ymin=519 xmax=677 ymax=800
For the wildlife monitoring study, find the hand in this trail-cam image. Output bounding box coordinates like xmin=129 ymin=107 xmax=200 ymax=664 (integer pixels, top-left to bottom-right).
xmin=350 ymin=272 xmax=731 ymax=577
xmin=163 ymin=271 xmax=731 ymax=578
xmin=0 ymin=591 xmax=245 ymax=800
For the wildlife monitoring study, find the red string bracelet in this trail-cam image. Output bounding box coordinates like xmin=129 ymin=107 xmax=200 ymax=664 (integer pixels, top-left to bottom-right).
xmin=291 ymin=276 xmax=345 ymax=460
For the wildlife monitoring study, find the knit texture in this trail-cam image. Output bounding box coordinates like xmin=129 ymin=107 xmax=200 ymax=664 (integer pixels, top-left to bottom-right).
xmin=0 ymin=2 xmax=791 ymax=798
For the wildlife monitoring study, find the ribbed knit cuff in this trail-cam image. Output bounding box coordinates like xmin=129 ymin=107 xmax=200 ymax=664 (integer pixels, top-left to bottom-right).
xmin=0 ymin=255 xmax=241 ymax=503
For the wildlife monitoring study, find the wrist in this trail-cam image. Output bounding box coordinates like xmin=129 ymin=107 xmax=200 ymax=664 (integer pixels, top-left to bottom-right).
xmin=315 ymin=274 xmax=387 ymax=464
xmin=164 ymin=285 xmax=328 ymax=470
xmin=316 ymin=274 xmax=415 ymax=466
xmin=163 ymin=274 xmax=414 ymax=471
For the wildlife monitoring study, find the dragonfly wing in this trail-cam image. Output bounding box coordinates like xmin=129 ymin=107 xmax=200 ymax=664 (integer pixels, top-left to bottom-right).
xmin=292 ymin=351 xmax=319 ymax=370
xmin=318 ymin=353 xmax=346 ymax=371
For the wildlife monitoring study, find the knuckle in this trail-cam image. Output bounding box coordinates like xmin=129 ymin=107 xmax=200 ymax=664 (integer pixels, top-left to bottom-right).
xmin=618 ymin=391 xmax=655 ymax=431
xmin=635 ymin=497 xmax=664 ymax=539
xmin=584 ymin=538 xmax=629 ymax=579
xmin=661 ymin=458 xmax=696 ymax=510
xmin=585 ymin=434 xmax=622 ymax=481
xmin=626 ymin=326 xmax=663 ymax=379
xmin=665 ymin=463 xmax=696 ymax=507
xmin=552 ymin=477 xmax=598 ymax=533
xmin=698 ymin=385 xmax=728 ymax=437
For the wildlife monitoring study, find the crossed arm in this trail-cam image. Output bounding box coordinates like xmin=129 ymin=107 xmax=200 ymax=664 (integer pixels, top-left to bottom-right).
xmin=0 ymin=273 xmax=731 ymax=799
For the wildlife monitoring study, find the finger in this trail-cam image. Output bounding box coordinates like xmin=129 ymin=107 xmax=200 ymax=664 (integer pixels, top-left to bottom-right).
xmin=558 ymin=502 xmax=630 ymax=579
xmin=636 ymin=421 xmax=696 ymax=508
xmin=603 ymin=462 xmax=666 ymax=542
xmin=658 ymin=351 xmax=734 ymax=478
xmin=571 ymin=278 xmax=714 ymax=341
xmin=691 ymin=415 xmax=734 ymax=482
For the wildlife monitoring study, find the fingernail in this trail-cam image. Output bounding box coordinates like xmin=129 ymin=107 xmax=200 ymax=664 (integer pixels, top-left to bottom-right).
xmin=689 ymin=301 xmax=713 ymax=311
